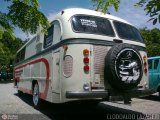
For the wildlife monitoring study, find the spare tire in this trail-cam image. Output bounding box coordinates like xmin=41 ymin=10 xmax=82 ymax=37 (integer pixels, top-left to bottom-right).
xmin=104 ymin=43 xmax=143 ymax=91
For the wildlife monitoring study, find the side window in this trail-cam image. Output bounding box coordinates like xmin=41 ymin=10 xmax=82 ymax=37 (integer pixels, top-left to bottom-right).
xmin=53 ymin=21 xmax=61 ymax=45
xmin=15 ymin=47 xmax=26 ymax=64
xmin=148 ymin=60 xmax=152 ymax=70
xmin=20 ymin=47 xmax=25 ymax=61
xmin=154 ymin=59 xmax=159 ymax=70
xmin=15 ymin=53 xmax=20 ymax=63
xmin=44 ymin=25 xmax=54 ymax=48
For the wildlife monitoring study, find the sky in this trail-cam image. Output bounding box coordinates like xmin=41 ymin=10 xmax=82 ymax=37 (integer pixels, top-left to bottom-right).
xmin=0 ymin=0 xmax=159 ymax=40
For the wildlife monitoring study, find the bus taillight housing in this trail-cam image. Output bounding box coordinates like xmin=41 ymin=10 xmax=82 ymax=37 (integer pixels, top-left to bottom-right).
xmin=83 ymin=49 xmax=90 ymax=73
xmin=143 ymin=55 xmax=148 ymax=74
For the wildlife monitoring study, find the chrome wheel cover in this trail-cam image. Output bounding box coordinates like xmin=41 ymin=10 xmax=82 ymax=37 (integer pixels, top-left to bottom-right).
xmin=33 ymin=84 xmax=39 ymax=106
xmin=115 ymin=48 xmax=142 ymax=84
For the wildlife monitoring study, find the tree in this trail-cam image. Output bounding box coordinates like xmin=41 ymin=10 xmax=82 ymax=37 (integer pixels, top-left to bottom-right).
xmin=0 ymin=0 xmax=50 ymax=40
xmin=139 ymin=28 xmax=160 ymax=57
xmin=92 ymin=0 xmax=160 ymax=25
xmin=0 ymin=31 xmax=24 ymax=72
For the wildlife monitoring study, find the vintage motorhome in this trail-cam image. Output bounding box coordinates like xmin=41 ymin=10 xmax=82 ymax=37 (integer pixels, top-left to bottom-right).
xmin=14 ymin=8 xmax=153 ymax=108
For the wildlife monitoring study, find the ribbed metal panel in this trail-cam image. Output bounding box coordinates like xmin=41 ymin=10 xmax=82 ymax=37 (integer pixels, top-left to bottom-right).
xmin=93 ymin=46 xmax=109 ymax=85
xmin=63 ymin=55 xmax=73 ymax=77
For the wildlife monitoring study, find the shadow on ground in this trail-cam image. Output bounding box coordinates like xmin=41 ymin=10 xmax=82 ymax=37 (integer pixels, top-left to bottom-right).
xmin=140 ymin=94 xmax=160 ymax=102
xmin=15 ymin=93 xmax=144 ymax=120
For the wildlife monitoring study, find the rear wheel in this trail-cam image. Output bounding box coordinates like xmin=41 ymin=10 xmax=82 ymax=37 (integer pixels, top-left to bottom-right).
xmin=157 ymin=87 xmax=160 ymax=97
xmin=33 ymin=83 xmax=42 ymax=109
xmin=158 ymin=91 xmax=160 ymax=97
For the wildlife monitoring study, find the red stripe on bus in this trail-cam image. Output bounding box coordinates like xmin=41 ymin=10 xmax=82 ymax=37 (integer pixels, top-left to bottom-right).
xmin=15 ymin=70 xmax=23 ymax=73
xmin=14 ymin=58 xmax=50 ymax=100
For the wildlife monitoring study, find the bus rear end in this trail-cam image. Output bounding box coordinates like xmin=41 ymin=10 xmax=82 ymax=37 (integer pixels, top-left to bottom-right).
xmin=59 ymin=11 xmax=154 ymax=103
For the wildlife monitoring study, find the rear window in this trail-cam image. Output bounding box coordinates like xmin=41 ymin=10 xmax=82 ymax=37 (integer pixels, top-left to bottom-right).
xmin=72 ymin=15 xmax=115 ymax=36
xmin=15 ymin=47 xmax=26 ymax=63
xmin=114 ymin=21 xmax=144 ymax=42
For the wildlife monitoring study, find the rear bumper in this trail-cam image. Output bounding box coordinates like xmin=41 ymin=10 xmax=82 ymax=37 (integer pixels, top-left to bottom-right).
xmin=124 ymin=89 xmax=155 ymax=97
xmin=66 ymin=89 xmax=155 ymax=99
xmin=66 ymin=91 xmax=108 ymax=99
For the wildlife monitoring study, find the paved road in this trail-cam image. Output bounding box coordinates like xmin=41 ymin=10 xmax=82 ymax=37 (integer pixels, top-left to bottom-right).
xmin=0 ymin=82 xmax=107 ymax=120
xmin=0 ymin=82 xmax=160 ymax=120
xmin=0 ymin=82 xmax=49 ymax=120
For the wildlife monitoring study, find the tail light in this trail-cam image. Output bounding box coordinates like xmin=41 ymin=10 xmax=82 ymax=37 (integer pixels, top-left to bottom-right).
xmin=144 ymin=62 xmax=147 ymax=67
xmin=83 ymin=57 xmax=89 ymax=64
xmin=144 ymin=68 xmax=148 ymax=74
xmin=83 ymin=49 xmax=89 ymax=56
xmin=143 ymin=55 xmax=148 ymax=74
xmin=84 ymin=65 xmax=90 ymax=72
xmin=83 ymin=49 xmax=90 ymax=73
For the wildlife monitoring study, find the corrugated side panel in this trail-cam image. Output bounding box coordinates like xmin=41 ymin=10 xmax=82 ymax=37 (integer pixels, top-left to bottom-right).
xmin=93 ymin=45 xmax=109 ymax=87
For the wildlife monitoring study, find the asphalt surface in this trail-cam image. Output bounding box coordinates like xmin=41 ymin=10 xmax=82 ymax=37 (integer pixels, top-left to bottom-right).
xmin=0 ymin=82 xmax=160 ymax=120
xmin=0 ymin=82 xmax=107 ymax=120
xmin=0 ymin=82 xmax=48 ymax=120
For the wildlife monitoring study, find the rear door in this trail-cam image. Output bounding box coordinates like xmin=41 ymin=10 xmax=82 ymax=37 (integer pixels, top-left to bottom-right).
xmin=51 ymin=20 xmax=61 ymax=93
xmin=52 ymin=51 xmax=60 ymax=93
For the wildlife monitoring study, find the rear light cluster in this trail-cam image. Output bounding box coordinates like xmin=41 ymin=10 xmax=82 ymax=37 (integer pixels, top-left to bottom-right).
xmin=83 ymin=49 xmax=90 ymax=73
xmin=143 ymin=55 xmax=147 ymax=74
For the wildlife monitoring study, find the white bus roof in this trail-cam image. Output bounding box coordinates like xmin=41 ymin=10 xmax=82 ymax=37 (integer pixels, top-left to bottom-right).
xmin=54 ymin=8 xmax=132 ymax=25
xmin=17 ymin=8 xmax=133 ymax=53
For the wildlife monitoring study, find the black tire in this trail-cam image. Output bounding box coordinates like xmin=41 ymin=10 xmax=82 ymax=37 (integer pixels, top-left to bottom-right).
xmin=104 ymin=43 xmax=143 ymax=91
xmin=157 ymin=87 xmax=160 ymax=97
xmin=32 ymin=83 xmax=42 ymax=109
xmin=18 ymin=90 xmax=23 ymax=96
xmin=158 ymin=91 xmax=160 ymax=97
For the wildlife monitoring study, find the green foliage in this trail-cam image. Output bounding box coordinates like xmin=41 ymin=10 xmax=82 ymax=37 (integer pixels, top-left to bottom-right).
xmin=92 ymin=0 xmax=120 ymax=12
xmin=0 ymin=0 xmax=50 ymax=40
xmin=0 ymin=31 xmax=23 ymax=72
xmin=136 ymin=0 xmax=160 ymax=25
xmin=0 ymin=12 xmax=14 ymax=40
xmin=1 ymin=32 xmax=23 ymax=55
xmin=0 ymin=0 xmax=49 ymax=64
xmin=139 ymin=28 xmax=160 ymax=57
xmin=92 ymin=0 xmax=160 ymax=25
xmin=8 ymin=0 xmax=50 ymax=34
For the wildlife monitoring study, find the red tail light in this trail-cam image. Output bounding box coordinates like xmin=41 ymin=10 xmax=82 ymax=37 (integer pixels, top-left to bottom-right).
xmin=144 ymin=62 xmax=147 ymax=67
xmin=84 ymin=57 xmax=89 ymax=64
xmin=83 ymin=49 xmax=90 ymax=73
xmin=143 ymin=55 xmax=148 ymax=75
xmin=144 ymin=68 xmax=147 ymax=74
xmin=84 ymin=65 xmax=90 ymax=72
